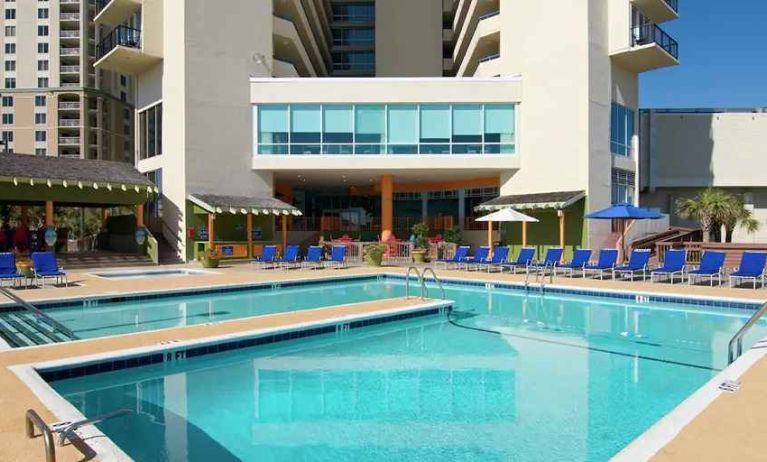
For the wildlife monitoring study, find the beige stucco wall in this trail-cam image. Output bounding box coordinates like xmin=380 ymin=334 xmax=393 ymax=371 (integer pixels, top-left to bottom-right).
xmin=376 ymin=0 xmax=444 ymax=77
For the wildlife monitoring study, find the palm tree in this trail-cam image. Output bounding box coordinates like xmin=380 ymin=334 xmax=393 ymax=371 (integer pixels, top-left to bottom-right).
xmin=677 ymin=188 xmax=731 ymax=242
xmin=721 ymin=194 xmax=760 ymax=243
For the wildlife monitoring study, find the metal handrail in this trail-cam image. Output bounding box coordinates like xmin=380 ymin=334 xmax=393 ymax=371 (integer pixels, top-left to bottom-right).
xmin=0 ymin=287 xmax=77 ymax=339
xmin=421 ymin=267 xmax=446 ymax=300
xmin=25 ymin=409 xmax=56 ymax=462
xmin=405 ymin=266 xmax=423 ymax=299
xmin=728 ymin=301 xmax=767 ymax=364
xmin=55 ymin=409 xmax=132 ymax=446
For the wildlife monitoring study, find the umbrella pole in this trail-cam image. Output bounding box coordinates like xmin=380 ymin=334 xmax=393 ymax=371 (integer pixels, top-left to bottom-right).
xmin=487 ymin=221 xmax=494 ymax=257
xmin=522 ymin=221 xmax=527 ymax=247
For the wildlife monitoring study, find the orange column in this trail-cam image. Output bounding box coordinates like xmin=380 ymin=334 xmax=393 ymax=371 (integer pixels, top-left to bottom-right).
xmin=101 ymin=208 xmax=109 ymax=227
xmin=281 ymin=216 xmax=288 ymax=252
xmin=381 ymin=175 xmax=393 ymax=239
xmin=45 ymin=201 xmax=54 ymax=226
xmin=522 ymin=221 xmax=528 ymax=247
xmin=246 ymin=213 xmax=253 ymax=259
xmin=558 ymin=210 xmax=565 ymax=250
xmin=208 ymin=213 xmax=215 ymax=252
xmin=135 ymin=204 xmax=144 ymax=228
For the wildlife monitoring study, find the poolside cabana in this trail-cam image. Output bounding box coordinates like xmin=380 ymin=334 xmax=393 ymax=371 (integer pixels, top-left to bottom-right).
xmin=0 ymin=153 xmax=157 ymax=256
xmin=476 ymin=190 xmax=586 ymax=253
xmin=186 ymin=193 xmax=301 ymax=260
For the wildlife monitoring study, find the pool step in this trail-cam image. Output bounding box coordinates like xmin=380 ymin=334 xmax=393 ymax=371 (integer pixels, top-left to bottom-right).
xmin=0 ymin=311 xmax=76 ymax=347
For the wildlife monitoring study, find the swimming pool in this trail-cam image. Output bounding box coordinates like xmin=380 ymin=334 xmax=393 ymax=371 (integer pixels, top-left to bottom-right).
xmin=39 ymin=278 xmax=767 ymax=461
xmin=90 ymin=269 xmax=212 ymax=280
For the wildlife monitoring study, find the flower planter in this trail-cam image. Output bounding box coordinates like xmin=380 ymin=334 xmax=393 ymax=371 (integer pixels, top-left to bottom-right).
xmin=412 ymin=249 xmax=427 ymax=264
xmin=200 ymin=257 xmax=220 ymax=269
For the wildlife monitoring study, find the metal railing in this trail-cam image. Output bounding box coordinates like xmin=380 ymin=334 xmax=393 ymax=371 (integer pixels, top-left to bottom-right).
xmin=59 ymin=136 xmax=81 ymax=145
xmin=60 ymin=13 xmax=80 ymax=21
xmin=60 ymin=48 xmax=81 ymax=56
xmin=631 ymin=22 xmax=678 ymax=59
xmin=60 ymin=65 xmax=80 ymax=73
xmin=58 ymin=102 xmax=81 ymax=110
xmin=97 ymin=25 xmax=141 ymax=59
xmin=0 ymin=287 xmax=77 ymax=340
xmin=405 ymin=266 xmax=424 ymax=299
xmin=421 ymin=267 xmax=446 ymax=300
xmin=60 ymin=31 xmax=80 ymax=39
xmin=404 ymin=266 xmax=446 ymax=300
xmin=25 ymin=410 xmax=56 ymax=462
xmin=728 ymin=301 xmax=767 ymax=364
xmin=59 ymin=119 xmax=80 ymax=127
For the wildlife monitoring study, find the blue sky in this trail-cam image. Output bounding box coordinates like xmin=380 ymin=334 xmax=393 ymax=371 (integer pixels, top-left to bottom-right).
xmin=640 ymin=0 xmax=767 ymax=108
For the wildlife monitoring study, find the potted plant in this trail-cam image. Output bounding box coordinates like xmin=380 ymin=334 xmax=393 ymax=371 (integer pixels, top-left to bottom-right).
xmin=363 ymin=242 xmax=387 ymax=267
xmin=16 ymin=259 xmax=33 ymax=278
xmin=410 ymin=222 xmax=430 ymax=264
xmin=444 ymin=226 xmax=462 ymax=244
xmin=198 ymin=248 xmax=220 ymax=269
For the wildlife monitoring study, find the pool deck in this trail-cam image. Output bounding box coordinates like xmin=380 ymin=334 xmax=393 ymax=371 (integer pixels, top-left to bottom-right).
xmin=1 ymin=263 xmax=767 ymax=461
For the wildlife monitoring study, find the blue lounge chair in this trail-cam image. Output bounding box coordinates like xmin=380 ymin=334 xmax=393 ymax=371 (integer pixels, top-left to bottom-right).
xmin=252 ymin=245 xmax=278 ymax=268
xmin=31 ymin=252 xmax=67 ymax=287
xmin=502 ymin=248 xmax=536 ymax=273
xmin=613 ymin=249 xmax=651 ymax=281
xmin=687 ymin=251 xmax=726 ymax=286
xmin=326 ymin=245 xmax=347 ymax=269
xmin=479 ymin=246 xmax=510 ymax=272
xmin=436 ymin=245 xmax=470 ymax=269
xmin=302 ymin=245 xmax=323 ymax=269
xmin=0 ymin=252 xmax=24 ymax=287
xmin=729 ymin=251 xmax=767 ymax=289
xmin=526 ymin=248 xmax=564 ymax=275
xmin=459 ymin=246 xmax=490 ymax=270
xmin=275 ymin=245 xmax=300 ymax=269
xmin=583 ymin=249 xmax=619 ymax=280
xmin=555 ymin=249 xmax=593 ymax=278
xmin=650 ymin=249 xmax=686 ymax=284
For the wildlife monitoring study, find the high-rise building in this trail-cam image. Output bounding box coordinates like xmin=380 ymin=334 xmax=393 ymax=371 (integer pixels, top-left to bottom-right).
xmin=0 ymin=0 xmax=134 ymax=162
xmin=93 ymin=0 xmax=679 ymax=262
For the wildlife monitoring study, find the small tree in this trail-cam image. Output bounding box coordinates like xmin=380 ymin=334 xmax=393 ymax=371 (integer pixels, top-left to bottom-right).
xmin=411 ymin=222 xmax=429 ymax=250
xmin=677 ymin=188 xmax=730 ymax=242
xmin=721 ymin=194 xmax=760 ymax=243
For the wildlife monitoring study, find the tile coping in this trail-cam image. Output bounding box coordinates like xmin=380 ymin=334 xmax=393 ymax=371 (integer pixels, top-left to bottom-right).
xmin=11 ymin=299 xmax=452 ymax=462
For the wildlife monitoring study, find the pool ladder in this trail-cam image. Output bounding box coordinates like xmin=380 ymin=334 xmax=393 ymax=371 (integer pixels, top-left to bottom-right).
xmin=24 ymin=408 xmax=132 ymax=461
xmin=728 ymin=300 xmax=767 ymax=364
xmin=524 ymin=262 xmax=554 ymax=294
xmin=405 ymin=266 xmax=446 ymax=300
xmin=0 ymin=286 xmax=78 ymax=346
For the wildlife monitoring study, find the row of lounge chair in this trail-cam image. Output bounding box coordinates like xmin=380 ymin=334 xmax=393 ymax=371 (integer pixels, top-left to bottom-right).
xmin=251 ymin=245 xmax=348 ymax=270
xmin=436 ymin=246 xmax=767 ymax=288
xmin=0 ymin=252 xmax=68 ymax=288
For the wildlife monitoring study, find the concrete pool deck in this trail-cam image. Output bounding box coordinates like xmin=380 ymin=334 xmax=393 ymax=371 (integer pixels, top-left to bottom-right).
xmin=0 ymin=262 xmax=766 ymax=461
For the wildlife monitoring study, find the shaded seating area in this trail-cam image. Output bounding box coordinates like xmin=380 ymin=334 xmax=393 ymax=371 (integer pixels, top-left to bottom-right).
xmin=0 ymin=153 xmax=158 ymax=285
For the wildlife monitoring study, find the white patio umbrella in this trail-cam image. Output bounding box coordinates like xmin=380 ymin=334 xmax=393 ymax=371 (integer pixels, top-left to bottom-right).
xmin=476 ymin=208 xmax=539 ymax=255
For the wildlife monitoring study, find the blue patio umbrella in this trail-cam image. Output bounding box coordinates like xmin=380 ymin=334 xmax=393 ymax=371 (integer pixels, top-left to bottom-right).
xmin=585 ymin=203 xmax=663 ymax=261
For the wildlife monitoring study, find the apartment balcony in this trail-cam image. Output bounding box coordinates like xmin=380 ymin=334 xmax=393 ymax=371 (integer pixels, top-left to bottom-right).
xmin=60 ymin=13 xmax=81 ymax=22
xmin=59 ymin=137 xmax=81 ymax=146
xmin=61 ymin=47 xmax=81 ymax=56
xmin=456 ymin=11 xmax=499 ymax=77
xmin=453 ymin=0 xmax=499 ymax=66
xmin=61 ymin=82 xmax=81 ymax=88
xmin=95 ymin=0 xmax=142 ymax=26
xmin=95 ymin=25 xmax=161 ymax=74
xmin=273 ymin=16 xmax=318 ymax=77
xmin=273 ymin=0 xmax=328 ymax=75
xmin=273 ymin=58 xmax=300 ymax=77
xmin=59 ymin=102 xmax=81 ymax=111
xmin=59 ymin=119 xmax=81 ymax=127
xmin=474 ymin=53 xmax=501 ymax=77
xmin=60 ymin=30 xmax=81 ymax=41
xmin=60 ymin=65 xmax=81 ymax=74
xmin=610 ymin=23 xmax=679 ymax=72
xmin=631 ymin=0 xmax=679 ymax=23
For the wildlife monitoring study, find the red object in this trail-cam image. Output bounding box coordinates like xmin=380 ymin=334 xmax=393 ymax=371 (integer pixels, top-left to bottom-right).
xmin=187 ymin=228 xmax=196 ymax=239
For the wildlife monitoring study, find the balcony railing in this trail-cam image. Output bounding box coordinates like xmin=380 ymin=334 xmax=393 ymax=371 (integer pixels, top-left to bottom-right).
xmin=59 ymin=137 xmax=81 ymax=145
xmin=61 ymin=65 xmax=81 ymax=73
xmin=59 ymin=119 xmax=81 ymax=127
xmin=61 ymin=48 xmax=81 ymax=56
xmin=60 ymin=13 xmax=81 ymax=21
xmin=60 ymin=30 xmax=80 ymax=39
xmin=96 ymin=25 xmax=141 ymax=59
xmin=664 ymin=0 xmax=679 ymax=13
xmin=59 ymin=102 xmax=81 ymax=110
xmin=631 ymin=22 xmax=678 ymax=59
xmin=479 ymin=53 xmax=500 ymax=63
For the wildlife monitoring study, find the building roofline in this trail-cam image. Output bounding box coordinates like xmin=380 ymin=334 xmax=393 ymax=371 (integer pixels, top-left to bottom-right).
xmin=249 ymin=75 xmax=523 ymax=84
xmin=640 ymin=107 xmax=767 ymax=114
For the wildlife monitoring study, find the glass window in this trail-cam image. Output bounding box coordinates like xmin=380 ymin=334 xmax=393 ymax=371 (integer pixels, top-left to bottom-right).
xmin=1 ymin=96 xmax=12 ymax=106
xmin=387 ymin=105 xmax=418 ymax=154
xmin=35 ymin=95 xmax=46 ymax=106
xmin=290 ymin=104 xmax=321 ymax=154
xmin=257 ymin=104 xmax=288 ymax=154
xmin=322 ymin=104 xmax=353 ymax=154
xmin=419 ymin=104 xmax=450 ymax=154
xmin=354 ymin=104 xmax=384 ymax=154
xmin=484 ymin=104 xmax=515 ymax=154
xmin=452 ymin=104 xmax=482 ymax=153
xmin=611 ymin=168 xmax=636 ymax=205
xmin=611 ymin=102 xmax=634 ymax=156
xmin=138 ymin=103 xmax=162 ymax=160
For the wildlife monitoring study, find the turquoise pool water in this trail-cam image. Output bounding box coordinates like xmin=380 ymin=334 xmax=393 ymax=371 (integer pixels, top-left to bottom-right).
xmin=48 ymin=280 xmax=767 ymax=461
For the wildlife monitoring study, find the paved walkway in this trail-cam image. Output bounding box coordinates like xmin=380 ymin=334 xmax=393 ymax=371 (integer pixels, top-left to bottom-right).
xmin=1 ymin=262 xmax=766 ymax=461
